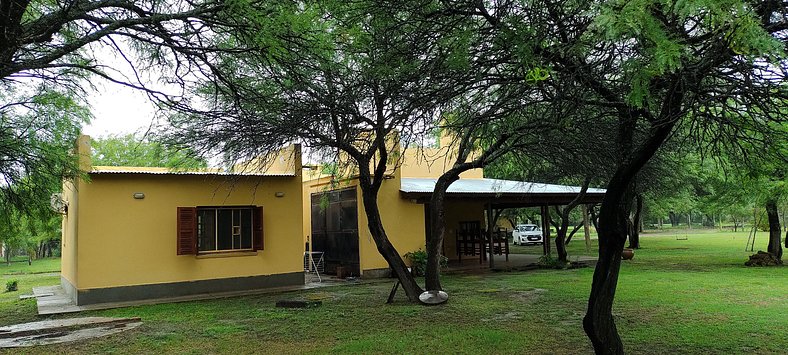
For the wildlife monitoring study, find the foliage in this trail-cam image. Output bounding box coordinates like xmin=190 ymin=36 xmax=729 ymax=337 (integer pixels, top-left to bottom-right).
xmin=536 ymin=254 xmax=568 ymax=269
xmin=404 ymin=249 xmax=448 ymax=277
xmin=4 ymin=280 xmax=17 ymax=292
xmin=0 ymin=86 xmax=87 ymax=214
xmin=91 ymin=134 xmax=207 ymax=168
xmin=1 ymin=1 xmax=226 ymax=87
xmin=0 ymin=0 xmax=228 ymax=225
xmin=0 ymin=206 xmax=62 ymax=264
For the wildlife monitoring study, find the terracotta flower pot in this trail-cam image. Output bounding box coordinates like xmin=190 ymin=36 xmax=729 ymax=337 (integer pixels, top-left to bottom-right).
xmin=621 ymin=248 xmax=635 ymax=260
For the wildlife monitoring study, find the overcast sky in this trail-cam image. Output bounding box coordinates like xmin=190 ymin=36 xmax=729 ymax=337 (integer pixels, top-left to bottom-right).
xmin=83 ymin=82 xmax=160 ymax=138
xmin=81 ymin=41 xmax=168 ymax=138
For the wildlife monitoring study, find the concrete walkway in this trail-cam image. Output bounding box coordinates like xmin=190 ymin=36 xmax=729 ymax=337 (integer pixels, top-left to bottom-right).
xmin=34 ymin=273 xmax=372 ymax=315
xmin=446 ymin=253 xmax=597 ymax=274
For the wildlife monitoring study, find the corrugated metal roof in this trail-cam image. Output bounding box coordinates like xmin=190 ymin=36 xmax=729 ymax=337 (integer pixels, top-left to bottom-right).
xmin=400 ymin=178 xmax=606 ymax=195
xmin=90 ymin=166 xmax=296 ymax=177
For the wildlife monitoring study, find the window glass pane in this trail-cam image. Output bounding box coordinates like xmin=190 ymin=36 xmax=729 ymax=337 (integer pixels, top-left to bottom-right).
xmin=217 ymin=209 xmax=233 ymax=250
xmin=198 ymin=210 xmax=216 ymax=251
xmin=241 ymin=208 xmax=252 ymax=249
xmin=339 ymin=188 xmax=355 ymax=200
xmin=233 ymin=209 xmax=241 ymax=226
xmin=339 ymin=200 xmax=357 ymax=231
xmin=311 ymin=203 xmax=326 ymax=232
xmin=327 ymin=201 xmax=341 ymax=232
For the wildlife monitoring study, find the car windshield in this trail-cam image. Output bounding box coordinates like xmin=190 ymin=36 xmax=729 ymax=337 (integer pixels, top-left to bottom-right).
xmin=521 ymin=225 xmax=537 ymax=231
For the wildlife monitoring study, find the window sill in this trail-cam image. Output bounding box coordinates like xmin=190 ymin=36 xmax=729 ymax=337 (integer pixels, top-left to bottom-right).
xmin=196 ymin=250 xmax=258 ymax=259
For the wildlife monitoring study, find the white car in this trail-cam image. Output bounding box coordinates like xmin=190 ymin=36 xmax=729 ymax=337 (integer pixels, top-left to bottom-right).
xmin=512 ymin=224 xmax=543 ymax=245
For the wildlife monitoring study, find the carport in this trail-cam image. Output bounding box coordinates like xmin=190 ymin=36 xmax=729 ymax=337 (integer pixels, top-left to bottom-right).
xmin=399 ymin=178 xmax=606 ymax=268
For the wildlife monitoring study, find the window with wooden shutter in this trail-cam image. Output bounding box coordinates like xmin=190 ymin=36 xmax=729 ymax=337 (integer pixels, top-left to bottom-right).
xmin=177 ymin=207 xmax=197 ymax=255
xmin=253 ymin=206 xmax=264 ymax=251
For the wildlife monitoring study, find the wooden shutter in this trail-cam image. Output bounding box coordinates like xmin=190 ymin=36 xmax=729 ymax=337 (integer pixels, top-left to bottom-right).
xmin=177 ymin=207 xmax=197 ymax=255
xmin=253 ymin=206 xmax=264 ymax=251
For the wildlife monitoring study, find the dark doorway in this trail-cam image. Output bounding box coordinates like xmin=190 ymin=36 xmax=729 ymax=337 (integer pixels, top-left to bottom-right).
xmin=310 ymin=187 xmax=360 ymax=275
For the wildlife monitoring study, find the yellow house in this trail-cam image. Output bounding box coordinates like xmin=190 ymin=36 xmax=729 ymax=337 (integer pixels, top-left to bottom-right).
xmin=62 ymin=133 xmax=604 ymax=306
xmin=60 ymin=136 xmax=305 ymax=306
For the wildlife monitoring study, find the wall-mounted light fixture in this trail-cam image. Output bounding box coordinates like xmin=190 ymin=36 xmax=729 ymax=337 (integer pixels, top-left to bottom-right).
xmin=133 ymin=192 xmax=145 ymax=199
xmin=275 ymin=192 xmax=285 ymax=198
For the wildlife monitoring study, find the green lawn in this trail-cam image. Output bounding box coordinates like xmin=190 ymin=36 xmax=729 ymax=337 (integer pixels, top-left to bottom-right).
xmin=1 ymin=231 xmax=786 ymax=354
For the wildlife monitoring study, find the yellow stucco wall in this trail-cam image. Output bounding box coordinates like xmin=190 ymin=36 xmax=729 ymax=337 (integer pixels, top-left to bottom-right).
xmin=61 ymin=135 xmax=92 ymax=287
xmin=60 ymin=179 xmax=80 ymax=287
xmin=233 ymin=145 xmax=301 ymax=175
xmin=357 ymin=175 xmax=426 ymax=272
xmin=74 ymin=174 xmax=304 ymax=289
xmin=399 ymin=146 xmax=483 ymax=179
xmin=61 ymin=135 xmax=306 ymax=291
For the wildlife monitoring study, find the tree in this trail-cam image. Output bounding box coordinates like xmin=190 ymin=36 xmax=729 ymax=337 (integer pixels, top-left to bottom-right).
xmin=424 ymin=116 xmax=557 ymax=291
xmin=458 ymin=1 xmax=788 ymax=353
xmin=419 ymin=17 xmax=568 ymax=290
xmin=91 ymin=134 xmax=206 ymax=168
xmin=163 ymin=1 xmax=482 ymax=302
xmin=1 ymin=0 xmax=229 ymax=214
xmin=1 ymin=1 xmax=224 ymax=81
xmin=765 ymin=198 xmax=783 ymax=260
xmin=0 ymin=87 xmax=87 ymax=214
xmin=0 ymin=176 xmax=63 ymax=265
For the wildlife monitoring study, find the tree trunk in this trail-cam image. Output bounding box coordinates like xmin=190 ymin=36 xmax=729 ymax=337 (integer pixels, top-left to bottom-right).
xmin=565 ymin=222 xmax=583 ymax=245
xmin=628 ymin=194 xmax=643 ymax=249
xmin=425 ymin=174 xmax=459 ymax=291
xmin=765 ymin=199 xmax=783 ymax=260
xmin=590 ymin=205 xmax=600 ymax=231
xmin=541 ymin=205 xmax=552 ymax=256
xmin=669 ymin=211 xmax=678 ymax=226
xmin=358 ymin=184 xmax=424 ymax=301
xmin=555 ymin=216 xmax=568 ymax=262
xmin=584 ymin=99 xmax=677 ymax=353
xmin=583 ymin=181 xmax=629 ymax=355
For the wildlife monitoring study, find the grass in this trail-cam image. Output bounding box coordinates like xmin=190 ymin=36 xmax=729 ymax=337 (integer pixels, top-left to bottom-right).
xmin=0 ymin=257 xmax=61 ymax=329
xmin=0 ymin=257 xmax=61 ymax=275
xmin=1 ymin=231 xmax=786 ymax=354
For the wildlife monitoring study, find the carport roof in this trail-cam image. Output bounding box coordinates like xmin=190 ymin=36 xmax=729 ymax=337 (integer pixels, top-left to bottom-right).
xmin=399 ymin=177 xmax=606 ymax=207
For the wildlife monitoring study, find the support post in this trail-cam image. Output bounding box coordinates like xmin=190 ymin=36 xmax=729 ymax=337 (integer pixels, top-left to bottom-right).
xmin=583 ymin=204 xmax=591 ymax=253
xmin=487 ymin=203 xmax=494 ymax=269
xmin=541 ymin=205 xmax=552 ymax=256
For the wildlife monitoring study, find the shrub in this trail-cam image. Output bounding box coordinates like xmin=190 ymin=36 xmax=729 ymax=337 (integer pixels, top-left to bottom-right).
xmin=404 ymin=249 xmax=448 ymax=276
xmin=537 ymin=254 xmax=568 ymax=269
xmin=5 ymin=280 xmax=18 ymax=292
